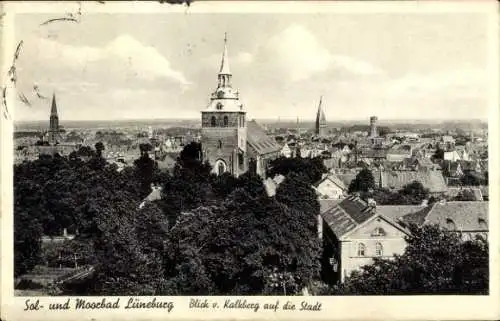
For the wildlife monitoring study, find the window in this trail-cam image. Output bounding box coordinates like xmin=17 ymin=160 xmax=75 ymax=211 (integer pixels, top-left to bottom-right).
xmin=216 ymin=102 xmax=223 ymax=110
xmin=216 ymin=160 xmax=227 ymax=176
xmin=211 ymin=116 xmax=216 ymax=127
xmin=218 ymin=140 xmax=222 ymax=149
xmin=238 ymin=152 xmax=244 ymax=166
xmin=357 ymin=243 xmax=366 ymax=257
xmin=372 ymin=227 xmax=386 ymax=237
xmin=218 ymin=162 xmax=225 ymax=175
xmin=478 ymin=218 xmax=487 ymax=230
xmin=223 ymin=116 xmax=229 ymax=127
xmin=375 ymin=242 xmax=383 ymax=257
xmin=446 ymin=218 xmax=457 ymax=231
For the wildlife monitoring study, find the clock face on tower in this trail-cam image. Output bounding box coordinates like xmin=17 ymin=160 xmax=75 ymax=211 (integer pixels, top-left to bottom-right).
xmin=217 ymin=90 xmax=224 ymax=99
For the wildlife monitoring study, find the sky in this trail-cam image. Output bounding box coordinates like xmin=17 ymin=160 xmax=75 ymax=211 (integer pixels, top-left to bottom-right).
xmin=11 ymin=6 xmax=492 ymax=121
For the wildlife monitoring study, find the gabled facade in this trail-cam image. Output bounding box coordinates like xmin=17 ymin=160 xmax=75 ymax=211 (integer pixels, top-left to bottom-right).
xmin=314 ymin=174 xmax=347 ymax=200
xmin=339 ymin=214 xmax=409 ymax=282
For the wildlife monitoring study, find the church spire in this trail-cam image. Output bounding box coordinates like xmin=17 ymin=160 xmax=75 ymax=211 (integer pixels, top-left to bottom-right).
xmin=315 ymin=95 xmax=327 ymax=137
xmin=50 ymin=92 xmax=58 ymax=117
xmin=219 ymin=32 xmax=231 ymax=75
xmin=48 ymin=92 xmax=60 ymax=145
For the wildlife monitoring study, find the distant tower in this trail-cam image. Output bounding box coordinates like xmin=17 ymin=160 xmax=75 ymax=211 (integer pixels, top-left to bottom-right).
xmin=148 ymin=126 xmax=153 ymax=139
xmin=315 ymin=96 xmax=327 ymax=137
xmin=200 ymin=33 xmax=247 ymax=177
xmin=48 ymin=92 xmax=59 ymax=145
xmin=369 ymin=116 xmax=378 ymax=138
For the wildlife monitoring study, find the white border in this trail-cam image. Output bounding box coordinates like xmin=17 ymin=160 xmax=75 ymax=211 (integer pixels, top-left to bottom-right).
xmin=1 ymin=1 xmax=499 ymax=321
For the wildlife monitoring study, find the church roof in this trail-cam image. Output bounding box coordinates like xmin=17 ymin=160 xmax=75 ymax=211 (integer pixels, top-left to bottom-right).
xmin=247 ymin=120 xmax=281 ymax=155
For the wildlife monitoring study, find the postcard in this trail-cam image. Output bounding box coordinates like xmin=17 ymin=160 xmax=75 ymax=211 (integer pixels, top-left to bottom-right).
xmin=1 ymin=1 xmax=499 ymax=320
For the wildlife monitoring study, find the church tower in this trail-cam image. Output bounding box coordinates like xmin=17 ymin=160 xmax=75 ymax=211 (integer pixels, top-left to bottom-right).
xmin=48 ymin=92 xmax=60 ymax=145
xmin=201 ymin=33 xmax=248 ymax=177
xmin=315 ymin=96 xmax=327 ymax=137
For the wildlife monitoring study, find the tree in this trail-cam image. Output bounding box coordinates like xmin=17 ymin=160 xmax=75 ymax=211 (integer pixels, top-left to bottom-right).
xmin=94 ymin=141 xmax=105 ymax=158
xmin=134 ymin=153 xmax=157 ymax=198
xmin=267 ymin=156 xmax=326 ymax=184
xmin=336 ymin=224 xmax=488 ymax=295
xmin=348 ymin=168 xmax=375 ymax=194
xmin=14 ymin=210 xmax=43 ymax=277
xmin=162 ymin=183 xmax=322 ymax=295
xmin=461 ymin=172 xmax=483 ymax=186
xmin=397 ymin=181 xmax=430 ymax=205
xmin=431 ymin=148 xmax=444 ymax=162
xmin=454 ymin=189 xmax=477 ymax=201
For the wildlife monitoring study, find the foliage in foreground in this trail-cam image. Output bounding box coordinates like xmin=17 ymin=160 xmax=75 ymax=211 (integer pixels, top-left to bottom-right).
xmin=334 ymin=224 xmax=488 ymax=295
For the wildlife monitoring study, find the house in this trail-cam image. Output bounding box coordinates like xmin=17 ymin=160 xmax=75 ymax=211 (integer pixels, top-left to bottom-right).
xmin=357 ymin=148 xmax=387 ymax=162
xmin=400 ymin=201 xmax=488 ymax=241
xmin=280 ymin=143 xmax=292 ymax=158
xmin=446 ymin=187 xmax=484 ymax=201
xmin=314 ymin=173 xmax=347 ymax=200
xmin=400 ymin=156 xmax=437 ymax=171
xmin=444 ymin=150 xmax=461 ymax=162
xmin=319 ymin=197 xmax=489 ymax=284
xmin=386 ymin=145 xmax=412 ymax=162
xmin=373 ymin=168 xmax=448 ymax=195
xmin=441 ymin=135 xmax=456 ymax=146
xmin=319 ymin=196 xmax=423 ymax=283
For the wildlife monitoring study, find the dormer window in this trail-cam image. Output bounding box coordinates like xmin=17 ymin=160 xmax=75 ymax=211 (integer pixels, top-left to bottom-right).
xmin=478 ymin=218 xmax=487 ymax=230
xmin=216 ymin=102 xmax=223 ymax=110
xmin=446 ymin=218 xmax=456 ymax=231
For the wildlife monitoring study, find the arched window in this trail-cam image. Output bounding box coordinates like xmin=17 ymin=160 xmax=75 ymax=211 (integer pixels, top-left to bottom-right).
xmin=216 ymin=102 xmax=223 ymax=110
xmin=218 ymin=162 xmax=225 ymax=175
xmin=211 ymin=116 xmax=217 ymax=127
xmin=375 ymin=242 xmax=383 ymax=257
xmin=371 ymin=227 xmax=386 ymax=237
xmin=215 ymin=159 xmax=227 ymax=176
xmin=478 ymin=218 xmax=487 ymax=230
xmin=446 ymin=218 xmax=456 ymax=231
xmin=223 ymin=116 xmax=229 ymax=127
xmin=357 ymin=243 xmax=366 ymax=257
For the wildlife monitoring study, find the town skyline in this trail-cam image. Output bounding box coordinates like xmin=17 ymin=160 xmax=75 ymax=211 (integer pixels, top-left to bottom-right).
xmin=13 ymin=11 xmax=491 ymax=121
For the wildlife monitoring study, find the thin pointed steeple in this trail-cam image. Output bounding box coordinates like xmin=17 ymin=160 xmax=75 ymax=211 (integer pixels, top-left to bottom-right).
xmin=50 ymin=92 xmax=58 ymax=117
xmin=219 ymin=32 xmax=231 ymax=75
xmin=48 ymin=92 xmax=60 ymax=145
xmin=315 ymin=95 xmax=327 ymax=137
